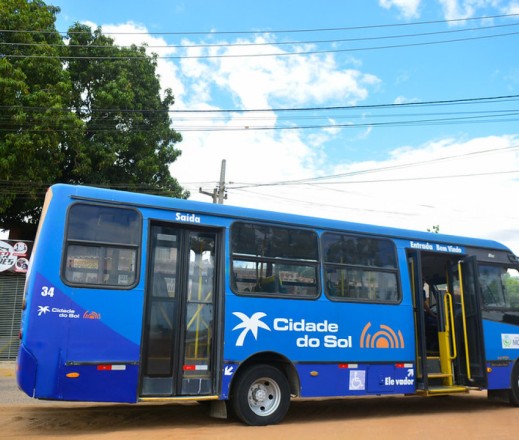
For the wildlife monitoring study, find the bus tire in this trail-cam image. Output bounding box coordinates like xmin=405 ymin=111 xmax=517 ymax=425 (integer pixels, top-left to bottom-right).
xmin=231 ymin=364 xmax=290 ymax=426
xmin=510 ymin=361 xmax=519 ymax=407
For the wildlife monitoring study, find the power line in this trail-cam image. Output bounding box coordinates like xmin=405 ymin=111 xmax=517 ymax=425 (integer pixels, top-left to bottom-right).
xmin=3 ymin=21 xmax=518 ymax=50
xmin=226 ymin=170 xmax=518 ymax=213
xmin=1 ymin=95 xmax=517 ymax=133
xmin=0 ymin=107 xmax=515 ymax=122
xmin=0 ymin=111 xmax=517 ymax=133
xmin=302 ymin=170 xmax=519 ymax=185
xmin=144 ymin=111 xmax=519 ymax=132
xmin=228 ymin=144 xmax=519 ymax=189
xmin=3 ymin=31 xmax=519 ymax=60
xmin=230 ymin=187 xmax=423 ymax=217
xmin=0 ymin=113 xmax=516 ymax=133
xmin=169 ymin=108 xmax=519 ymax=123
xmin=175 ymin=94 xmax=519 ymax=113
xmin=4 ymin=147 xmax=517 ymax=197
xmin=1 ymin=94 xmax=517 ymax=114
xmin=3 ymin=12 xmax=518 ymax=36
xmin=1 ymin=108 xmax=516 ymax=127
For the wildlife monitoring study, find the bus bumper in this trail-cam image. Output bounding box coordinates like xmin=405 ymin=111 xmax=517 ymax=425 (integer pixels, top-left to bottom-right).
xmin=16 ymin=344 xmax=38 ymax=398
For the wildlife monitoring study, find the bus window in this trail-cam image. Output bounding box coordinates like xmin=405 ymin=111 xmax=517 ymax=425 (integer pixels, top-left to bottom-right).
xmin=323 ymin=233 xmax=400 ymax=303
xmin=63 ymin=203 xmax=141 ymax=287
xmin=231 ymin=222 xmax=319 ymax=298
xmin=479 ymin=265 xmax=519 ymax=309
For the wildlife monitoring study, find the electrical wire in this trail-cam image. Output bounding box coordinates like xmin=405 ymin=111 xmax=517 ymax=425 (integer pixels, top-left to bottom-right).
xmin=2 ymin=148 xmax=516 ymax=197
xmin=0 ymin=95 xmax=517 ymax=135
xmin=227 ymin=144 xmax=519 ymax=189
xmin=0 ymin=112 xmax=517 ymax=133
xmin=2 ymin=21 xmax=518 ymax=50
xmin=1 ymin=94 xmax=516 ymax=115
xmin=4 ymin=29 xmax=519 ymax=60
xmin=2 ymin=12 xmax=518 ymax=36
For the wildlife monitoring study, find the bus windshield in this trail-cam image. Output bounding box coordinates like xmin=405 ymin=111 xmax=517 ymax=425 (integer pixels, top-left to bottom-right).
xmin=479 ymin=265 xmax=519 ymax=309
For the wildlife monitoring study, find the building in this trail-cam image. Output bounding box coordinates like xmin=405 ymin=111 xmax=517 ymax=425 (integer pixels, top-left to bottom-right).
xmin=0 ymin=240 xmax=32 ymax=361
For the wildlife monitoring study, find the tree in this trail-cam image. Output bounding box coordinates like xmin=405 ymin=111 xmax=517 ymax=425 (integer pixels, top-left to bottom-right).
xmin=0 ymin=1 xmax=186 ymax=240
xmin=0 ymin=0 xmax=84 ymax=238
xmin=65 ymin=23 xmax=186 ymax=196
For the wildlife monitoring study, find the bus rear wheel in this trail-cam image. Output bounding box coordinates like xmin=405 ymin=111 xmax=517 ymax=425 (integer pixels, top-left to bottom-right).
xmin=231 ymin=364 xmax=290 ymax=426
xmin=510 ymin=362 xmax=519 ymax=406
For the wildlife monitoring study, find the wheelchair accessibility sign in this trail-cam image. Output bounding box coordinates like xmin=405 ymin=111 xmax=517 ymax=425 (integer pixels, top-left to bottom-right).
xmin=349 ymin=370 xmax=366 ymax=391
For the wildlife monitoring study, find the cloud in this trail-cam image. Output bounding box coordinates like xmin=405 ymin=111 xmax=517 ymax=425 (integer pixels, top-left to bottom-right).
xmin=207 ymin=134 xmax=519 ymax=254
xmin=379 ymin=0 xmax=422 ymax=18
xmin=393 ymin=96 xmax=420 ymax=104
xmin=73 ymin=21 xmax=519 ymax=255
xmin=503 ymin=1 xmax=519 ymax=14
xmin=191 ymin=38 xmax=381 ymax=109
xmin=302 ymin=135 xmax=519 ymax=252
xmin=379 ymin=0 xmax=516 ymax=22
xmin=96 ymin=23 xmax=382 ymax=110
xmin=164 ymin=32 xmax=382 ymax=199
xmin=84 ymin=23 xmax=343 ymax=193
xmin=437 ymin=0 xmax=507 ymax=22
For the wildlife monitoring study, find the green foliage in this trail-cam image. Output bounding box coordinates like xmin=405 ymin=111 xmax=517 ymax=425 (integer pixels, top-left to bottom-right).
xmin=0 ymin=1 xmax=186 ymax=239
xmin=0 ymin=0 xmax=83 ymax=234
xmin=66 ymin=23 xmax=185 ymax=196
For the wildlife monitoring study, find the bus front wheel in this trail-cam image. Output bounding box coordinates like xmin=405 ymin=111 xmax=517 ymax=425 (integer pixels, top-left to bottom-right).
xmin=231 ymin=364 xmax=290 ymax=426
xmin=510 ymin=362 xmax=519 ymax=406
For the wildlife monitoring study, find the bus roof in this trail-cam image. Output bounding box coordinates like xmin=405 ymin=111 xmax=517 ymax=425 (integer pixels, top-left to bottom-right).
xmin=51 ymin=183 xmax=512 ymax=253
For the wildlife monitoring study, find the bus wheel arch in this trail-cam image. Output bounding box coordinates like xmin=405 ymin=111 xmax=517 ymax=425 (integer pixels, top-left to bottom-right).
xmin=229 ymin=352 xmax=299 ymax=425
xmin=231 ymin=351 xmax=300 ymax=397
xmin=510 ymin=359 xmax=519 ymax=407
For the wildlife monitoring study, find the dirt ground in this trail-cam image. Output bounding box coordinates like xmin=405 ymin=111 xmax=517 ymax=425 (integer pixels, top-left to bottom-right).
xmin=1 ymin=363 xmax=518 ymax=440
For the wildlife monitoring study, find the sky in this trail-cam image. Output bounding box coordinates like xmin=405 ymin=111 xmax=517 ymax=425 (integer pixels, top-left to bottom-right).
xmin=38 ymin=0 xmax=519 ymax=253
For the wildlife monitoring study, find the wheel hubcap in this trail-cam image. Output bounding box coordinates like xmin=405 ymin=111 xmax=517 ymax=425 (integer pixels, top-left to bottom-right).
xmin=247 ymin=378 xmax=281 ymax=416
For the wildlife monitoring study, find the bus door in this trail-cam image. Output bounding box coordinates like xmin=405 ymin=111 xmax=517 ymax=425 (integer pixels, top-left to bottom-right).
xmin=140 ymin=223 xmax=221 ymax=398
xmin=408 ymin=251 xmax=486 ymax=393
xmin=449 ymin=257 xmax=487 ymax=388
xmin=407 ymin=250 xmax=429 ymax=389
xmin=407 ymin=250 xmax=450 ymax=391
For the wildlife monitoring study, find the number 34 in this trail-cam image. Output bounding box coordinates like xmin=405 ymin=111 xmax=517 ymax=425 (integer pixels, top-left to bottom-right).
xmin=41 ymin=286 xmax=55 ymax=297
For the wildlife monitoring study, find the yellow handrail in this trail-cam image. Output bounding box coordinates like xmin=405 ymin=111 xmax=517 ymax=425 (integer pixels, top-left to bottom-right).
xmin=444 ymin=292 xmax=457 ymax=360
xmin=186 ymin=290 xmax=213 ymax=330
xmin=457 ymin=262 xmax=472 ymax=380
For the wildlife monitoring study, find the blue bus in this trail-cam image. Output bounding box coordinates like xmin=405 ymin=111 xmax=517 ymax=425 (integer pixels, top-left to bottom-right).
xmin=17 ymin=184 xmax=519 ymax=425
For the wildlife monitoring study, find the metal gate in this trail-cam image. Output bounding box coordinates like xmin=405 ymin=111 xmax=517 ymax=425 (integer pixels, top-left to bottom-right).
xmin=0 ymin=274 xmax=25 ymax=360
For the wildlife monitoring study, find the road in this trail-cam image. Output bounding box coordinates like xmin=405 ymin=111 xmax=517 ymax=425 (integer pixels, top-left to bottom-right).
xmin=1 ymin=362 xmax=518 ymax=439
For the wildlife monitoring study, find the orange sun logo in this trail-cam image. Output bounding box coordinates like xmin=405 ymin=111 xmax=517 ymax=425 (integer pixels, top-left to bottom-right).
xmin=360 ymin=322 xmax=404 ymax=349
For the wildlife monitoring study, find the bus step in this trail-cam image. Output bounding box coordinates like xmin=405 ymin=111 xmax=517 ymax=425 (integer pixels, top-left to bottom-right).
xmin=427 ymin=372 xmax=452 ymax=379
xmin=416 ymin=386 xmax=469 ymax=396
xmin=425 ymin=356 xmax=441 ymax=371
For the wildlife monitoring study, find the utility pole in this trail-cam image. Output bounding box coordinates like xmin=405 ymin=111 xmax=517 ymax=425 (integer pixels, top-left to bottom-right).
xmin=199 ymin=159 xmax=227 ymax=204
xmin=217 ymin=159 xmax=226 ymax=204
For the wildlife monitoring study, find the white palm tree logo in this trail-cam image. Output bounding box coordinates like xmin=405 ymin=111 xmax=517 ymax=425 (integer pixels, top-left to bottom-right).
xmin=232 ymin=312 xmax=271 ymax=347
xmin=37 ymin=306 xmax=50 ymax=316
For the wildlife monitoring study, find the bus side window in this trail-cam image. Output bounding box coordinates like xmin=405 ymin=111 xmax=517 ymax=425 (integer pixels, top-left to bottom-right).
xmin=63 ymin=203 xmax=141 ymax=288
xmin=231 ymin=222 xmax=319 ymax=298
xmin=322 ymin=233 xmax=400 ymax=304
